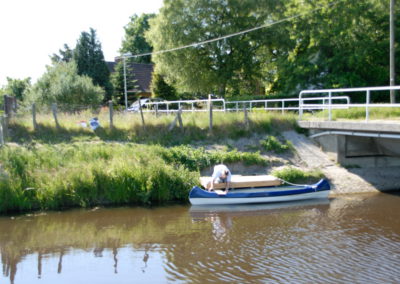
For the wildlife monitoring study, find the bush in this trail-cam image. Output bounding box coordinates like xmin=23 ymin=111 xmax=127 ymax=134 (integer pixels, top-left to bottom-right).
xmin=25 ymin=61 xmax=104 ymax=107
xmin=260 ymin=136 xmax=293 ymax=153
xmin=272 ymin=167 xmax=324 ymax=184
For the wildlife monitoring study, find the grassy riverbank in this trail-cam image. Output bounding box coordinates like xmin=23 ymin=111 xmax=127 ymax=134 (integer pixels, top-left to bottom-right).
xmin=0 ymin=111 xmax=324 ymax=213
xmin=8 ymin=111 xmax=299 ymax=144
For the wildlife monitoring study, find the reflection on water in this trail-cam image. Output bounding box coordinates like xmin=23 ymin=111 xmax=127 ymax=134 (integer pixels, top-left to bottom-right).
xmin=1 ymin=193 xmax=400 ymax=283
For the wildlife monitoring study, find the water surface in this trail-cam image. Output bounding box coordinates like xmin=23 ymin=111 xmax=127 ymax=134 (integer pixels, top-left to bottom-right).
xmin=1 ymin=193 xmax=399 ymax=283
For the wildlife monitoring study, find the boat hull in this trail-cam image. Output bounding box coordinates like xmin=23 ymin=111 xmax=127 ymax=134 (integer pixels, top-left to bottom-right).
xmin=189 ymin=179 xmax=330 ymax=206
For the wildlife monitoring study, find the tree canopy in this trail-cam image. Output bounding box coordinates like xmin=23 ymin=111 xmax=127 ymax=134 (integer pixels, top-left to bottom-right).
xmin=0 ymin=77 xmax=31 ymax=101
xmin=27 ymin=61 xmax=104 ymax=107
xmin=146 ymin=0 xmax=399 ymax=98
xmin=74 ymin=28 xmax=113 ymax=100
xmin=120 ymin=13 xmax=156 ymax=64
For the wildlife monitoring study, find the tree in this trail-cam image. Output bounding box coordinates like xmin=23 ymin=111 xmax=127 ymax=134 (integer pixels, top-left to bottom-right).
xmin=26 ymin=61 xmax=104 ymax=107
xmin=74 ymin=28 xmax=113 ymax=100
xmin=110 ymin=59 xmax=138 ymax=104
xmin=151 ymin=73 xmax=177 ymax=100
xmin=1 ymin=77 xmax=31 ymax=101
xmin=50 ymin=44 xmax=74 ymax=63
xmin=266 ymin=0 xmax=400 ymax=97
xmin=146 ymin=0 xmax=285 ymax=97
xmin=121 ymin=13 xmax=156 ymax=63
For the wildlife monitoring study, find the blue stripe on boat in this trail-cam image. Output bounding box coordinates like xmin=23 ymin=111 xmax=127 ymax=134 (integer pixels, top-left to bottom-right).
xmin=189 ymin=179 xmax=330 ymax=199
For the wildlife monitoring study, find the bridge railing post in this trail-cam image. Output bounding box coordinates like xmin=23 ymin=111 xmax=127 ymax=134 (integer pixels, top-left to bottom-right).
xmin=328 ymin=91 xmax=332 ymax=121
xmin=366 ymin=90 xmax=370 ymax=122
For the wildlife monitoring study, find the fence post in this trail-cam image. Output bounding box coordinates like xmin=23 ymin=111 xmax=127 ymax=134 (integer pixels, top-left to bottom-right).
xmin=208 ymin=95 xmax=213 ymax=131
xmin=32 ymin=103 xmax=38 ymax=131
xmin=244 ymin=105 xmax=249 ymax=130
xmin=0 ymin=116 xmax=4 ymax=146
xmin=366 ymin=90 xmax=370 ymax=122
xmin=138 ymin=99 xmax=146 ymax=129
xmin=109 ymin=100 xmax=114 ymax=129
xmin=177 ymin=107 xmax=183 ymax=129
xmin=52 ymin=103 xmax=60 ymax=129
xmin=328 ymin=91 xmax=332 ymax=121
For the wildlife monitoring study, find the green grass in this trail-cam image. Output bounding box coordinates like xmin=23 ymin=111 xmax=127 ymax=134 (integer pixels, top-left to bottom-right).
xmin=260 ymin=135 xmax=293 ymax=153
xmin=7 ymin=111 xmax=298 ymax=145
xmin=0 ymin=142 xmax=270 ymax=213
xmin=305 ymin=107 xmax=400 ymax=121
xmin=272 ymin=167 xmax=324 ymax=184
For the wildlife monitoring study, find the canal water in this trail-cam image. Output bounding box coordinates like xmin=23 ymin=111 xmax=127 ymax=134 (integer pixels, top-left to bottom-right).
xmin=1 ymin=192 xmax=399 ymax=284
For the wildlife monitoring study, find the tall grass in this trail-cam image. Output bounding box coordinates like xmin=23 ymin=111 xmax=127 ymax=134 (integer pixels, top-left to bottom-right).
xmin=272 ymin=167 xmax=324 ymax=184
xmin=0 ymin=143 xmax=270 ymax=213
xmin=8 ymin=110 xmax=298 ymax=144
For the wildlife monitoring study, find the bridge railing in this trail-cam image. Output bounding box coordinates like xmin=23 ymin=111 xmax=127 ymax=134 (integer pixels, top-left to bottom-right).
xmin=299 ymin=86 xmax=400 ymax=121
xmin=133 ymin=96 xmax=350 ymax=114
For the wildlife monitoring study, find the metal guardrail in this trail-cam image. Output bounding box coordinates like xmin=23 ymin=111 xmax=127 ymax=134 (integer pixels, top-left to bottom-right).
xmin=133 ymin=96 xmax=350 ymax=114
xmin=299 ymin=86 xmax=400 ymax=121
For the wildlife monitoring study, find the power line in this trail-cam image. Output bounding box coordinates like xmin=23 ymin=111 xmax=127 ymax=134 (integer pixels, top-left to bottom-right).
xmin=120 ymin=0 xmax=345 ymax=59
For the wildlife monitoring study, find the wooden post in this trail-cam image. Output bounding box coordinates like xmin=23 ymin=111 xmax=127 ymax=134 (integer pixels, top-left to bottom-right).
xmin=32 ymin=103 xmax=38 ymax=131
xmin=208 ymin=94 xmax=213 ymax=131
xmin=244 ymin=105 xmax=249 ymax=130
xmin=1 ymin=115 xmax=8 ymax=139
xmin=177 ymin=107 xmax=183 ymax=129
xmin=52 ymin=103 xmax=60 ymax=129
xmin=109 ymin=100 xmax=113 ymax=129
xmin=138 ymin=98 xmax=145 ymax=128
xmin=155 ymin=103 xmax=159 ymax=117
xmin=0 ymin=116 xmax=4 ymax=146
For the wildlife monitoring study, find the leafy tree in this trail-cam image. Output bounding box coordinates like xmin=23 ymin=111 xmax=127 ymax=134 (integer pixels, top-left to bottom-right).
xmin=266 ymin=0 xmax=400 ymax=97
xmin=146 ymin=0 xmax=285 ymax=97
xmin=151 ymin=73 xmax=177 ymax=100
xmin=74 ymin=28 xmax=113 ymax=100
xmin=121 ymin=13 xmax=156 ymax=63
xmin=110 ymin=59 xmax=139 ymax=104
xmin=26 ymin=61 xmax=104 ymax=107
xmin=1 ymin=77 xmax=31 ymax=101
xmin=50 ymin=44 xmax=74 ymax=63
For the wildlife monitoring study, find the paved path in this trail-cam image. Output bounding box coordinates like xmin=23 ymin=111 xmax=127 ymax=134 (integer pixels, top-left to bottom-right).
xmin=282 ymin=131 xmax=380 ymax=195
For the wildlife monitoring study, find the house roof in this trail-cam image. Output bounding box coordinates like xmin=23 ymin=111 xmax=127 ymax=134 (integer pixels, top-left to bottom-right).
xmin=107 ymin=61 xmax=154 ymax=94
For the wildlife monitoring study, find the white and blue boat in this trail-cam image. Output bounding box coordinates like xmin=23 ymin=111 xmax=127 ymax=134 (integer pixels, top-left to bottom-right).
xmin=189 ymin=179 xmax=331 ymax=205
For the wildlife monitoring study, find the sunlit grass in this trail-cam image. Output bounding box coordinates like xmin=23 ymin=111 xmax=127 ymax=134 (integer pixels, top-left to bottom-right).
xmin=303 ymin=106 xmax=400 ymax=121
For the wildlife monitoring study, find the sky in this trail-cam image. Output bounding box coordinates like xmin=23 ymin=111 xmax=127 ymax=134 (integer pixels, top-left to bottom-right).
xmin=0 ymin=0 xmax=163 ymax=86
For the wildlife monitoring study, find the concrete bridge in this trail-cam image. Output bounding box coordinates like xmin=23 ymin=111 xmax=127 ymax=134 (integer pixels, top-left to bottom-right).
xmin=297 ymin=86 xmax=400 ymax=168
xmin=299 ymin=120 xmax=400 ymax=168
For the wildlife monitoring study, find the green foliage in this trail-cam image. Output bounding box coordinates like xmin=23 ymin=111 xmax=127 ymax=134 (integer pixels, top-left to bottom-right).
xmin=110 ymin=59 xmax=139 ymax=104
xmin=50 ymin=44 xmax=74 ymax=63
xmin=151 ymin=73 xmax=177 ymax=100
xmin=146 ymin=0 xmax=283 ymax=96
xmin=26 ymin=61 xmax=104 ymax=107
xmin=121 ymin=13 xmax=155 ymax=64
xmin=272 ymin=167 xmax=324 ymax=184
xmin=74 ymin=28 xmax=113 ymax=100
xmin=1 ymin=77 xmax=31 ymax=101
xmin=260 ymin=136 xmax=293 ymax=153
xmin=0 ymin=142 xmax=269 ymax=213
xmin=158 ymin=145 xmax=267 ymax=171
xmin=267 ymin=0 xmax=400 ymax=95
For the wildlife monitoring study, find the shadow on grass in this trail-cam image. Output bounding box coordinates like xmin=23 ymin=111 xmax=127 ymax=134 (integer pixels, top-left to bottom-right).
xmin=7 ymin=117 xmax=293 ymax=146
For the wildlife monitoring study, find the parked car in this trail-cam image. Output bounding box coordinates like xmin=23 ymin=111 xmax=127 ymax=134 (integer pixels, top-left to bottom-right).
xmin=127 ymin=98 xmax=165 ymax=112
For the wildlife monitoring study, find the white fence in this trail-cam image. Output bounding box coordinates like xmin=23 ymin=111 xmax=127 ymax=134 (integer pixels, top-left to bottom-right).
xmin=299 ymin=85 xmax=400 ymax=121
xmin=133 ymin=96 xmax=350 ymax=114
